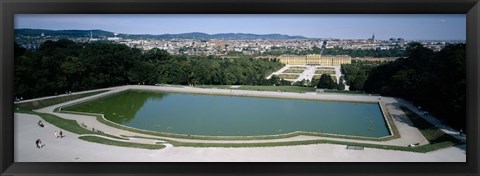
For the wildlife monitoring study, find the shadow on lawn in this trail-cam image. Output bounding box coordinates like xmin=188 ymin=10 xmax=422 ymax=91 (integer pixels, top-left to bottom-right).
xmin=385 ymin=102 xmax=463 ymax=149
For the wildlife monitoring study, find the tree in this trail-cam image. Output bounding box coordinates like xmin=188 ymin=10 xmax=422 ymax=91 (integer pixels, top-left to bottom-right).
xmin=268 ymin=75 xmax=280 ymax=86
xmin=293 ymin=79 xmax=309 ymax=86
xmin=14 ymin=42 xmax=26 ymax=58
xmin=317 ymin=74 xmax=337 ymax=89
xmin=337 ymin=77 xmax=345 ymax=90
xmin=362 ymin=43 xmax=466 ymax=130
xmin=14 ymin=39 xmax=284 ymax=98
xmin=144 ymin=48 xmax=171 ymax=61
xmin=349 ymin=72 xmax=366 ymax=91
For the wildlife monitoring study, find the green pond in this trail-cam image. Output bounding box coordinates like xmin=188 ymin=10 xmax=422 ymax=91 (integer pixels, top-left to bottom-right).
xmin=64 ymin=90 xmax=391 ymax=138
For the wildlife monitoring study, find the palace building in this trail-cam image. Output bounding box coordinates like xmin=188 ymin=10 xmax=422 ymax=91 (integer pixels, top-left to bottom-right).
xmin=278 ymin=54 xmax=351 ymax=66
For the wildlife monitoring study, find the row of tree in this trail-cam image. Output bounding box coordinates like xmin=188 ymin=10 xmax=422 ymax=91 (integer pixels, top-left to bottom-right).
xmin=14 ymin=39 xmax=285 ymax=99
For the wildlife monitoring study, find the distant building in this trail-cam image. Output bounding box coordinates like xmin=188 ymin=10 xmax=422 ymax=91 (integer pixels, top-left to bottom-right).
xmin=107 ymin=33 xmax=121 ymax=42
xmin=279 ymin=54 xmax=351 ymax=66
xmin=367 ymin=33 xmax=375 ymax=43
xmin=107 ymin=37 xmax=121 ymax=41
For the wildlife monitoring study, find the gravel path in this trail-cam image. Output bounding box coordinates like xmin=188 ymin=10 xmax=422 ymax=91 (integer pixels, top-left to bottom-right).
xmin=15 ymin=113 xmax=465 ymax=162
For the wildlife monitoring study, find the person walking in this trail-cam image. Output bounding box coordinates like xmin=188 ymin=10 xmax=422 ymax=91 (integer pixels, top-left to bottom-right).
xmin=36 ymin=139 xmax=45 ymax=148
xmin=37 ymin=120 xmax=44 ymax=127
xmin=59 ymin=130 xmax=64 ymax=138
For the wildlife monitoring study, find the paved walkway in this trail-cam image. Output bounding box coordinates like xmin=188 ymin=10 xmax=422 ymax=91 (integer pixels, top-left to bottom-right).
xmin=13 ymin=85 xmax=467 ymax=162
xmin=395 ymin=99 xmax=467 ymax=143
xmin=266 ymin=65 xmax=295 ymax=79
xmin=15 ymin=113 xmax=465 ymax=162
xmin=297 ymin=66 xmax=316 ymax=81
xmin=14 ymin=86 xmax=122 ymax=104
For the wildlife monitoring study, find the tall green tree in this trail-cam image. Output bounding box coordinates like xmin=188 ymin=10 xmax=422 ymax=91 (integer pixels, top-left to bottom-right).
xmin=363 ymin=42 xmax=466 ymax=130
xmin=317 ymin=74 xmax=337 ymax=89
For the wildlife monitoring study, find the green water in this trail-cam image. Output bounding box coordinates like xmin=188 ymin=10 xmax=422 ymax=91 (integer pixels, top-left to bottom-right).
xmin=65 ymin=90 xmax=390 ymax=138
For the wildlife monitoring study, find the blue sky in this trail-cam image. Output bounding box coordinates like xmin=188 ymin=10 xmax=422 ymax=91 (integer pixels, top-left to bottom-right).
xmin=15 ymin=14 xmax=466 ymax=40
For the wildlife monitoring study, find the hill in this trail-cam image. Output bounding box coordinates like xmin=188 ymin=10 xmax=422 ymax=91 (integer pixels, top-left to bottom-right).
xmin=15 ymin=29 xmax=309 ymax=40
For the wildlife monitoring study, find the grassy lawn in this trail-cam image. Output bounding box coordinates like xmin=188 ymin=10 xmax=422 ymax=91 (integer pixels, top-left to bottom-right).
xmin=17 ymin=110 xmax=126 ymax=140
xmin=154 ymin=84 xmax=185 ymax=88
xmin=316 ymin=67 xmax=335 ymax=70
xmin=400 ymin=107 xmax=460 ymax=146
xmin=196 ymin=85 xmax=237 ymax=89
xmin=229 ymin=85 xmax=315 ymax=93
xmin=147 ymin=137 xmax=450 ymax=153
xmin=196 ymin=85 xmax=315 ymax=93
xmin=125 ymin=134 xmax=452 ymax=153
xmin=323 ymin=90 xmax=372 ymax=95
xmin=14 ymin=90 xmax=129 ymax=140
xmin=314 ymin=70 xmax=336 ymax=74
xmin=14 ymin=90 xmax=109 ymax=111
xmin=312 ymin=75 xmax=336 ymax=81
xmin=289 ymin=66 xmax=307 ymax=69
xmin=278 ymin=74 xmax=300 ymax=79
xmin=79 ymin=136 xmax=165 ymax=150
xmin=282 ymin=69 xmax=305 ymax=74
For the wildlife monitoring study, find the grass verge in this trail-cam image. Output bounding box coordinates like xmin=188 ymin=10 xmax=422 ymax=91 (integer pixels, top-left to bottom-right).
xmin=197 ymin=85 xmax=316 ymax=93
xmin=229 ymin=85 xmax=315 ymax=93
xmin=380 ymin=103 xmax=401 ymax=141
xmin=282 ymin=69 xmax=305 ymax=74
xmin=14 ymin=90 xmax=109 ymax=111
xmin=314 ymin=70 xmax=336 ymax=74
xmin=312 ymin=75 xmax=336 ymax=81
xmin=400 ymin=106 xmax=460 ymax=146
xmin=278 ymin=74 xmax=300 ymax=79
xmin=133 ymin=134 xmax=451 ymax=153
xmin=16 ymin=110 xmax=126 ymax=140
xmin=79 ymin=136 xmax=165 ymax=150
xmin=316 ymin=67 xmax=335 ymax=70
xmin=323 ymin=90 xmax=377 ymax=95
xmin=289 ymin=66 xmax=307 ymax=69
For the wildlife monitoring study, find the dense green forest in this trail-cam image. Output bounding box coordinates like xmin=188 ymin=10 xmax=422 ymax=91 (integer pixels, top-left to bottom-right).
xmin=341 ymin=43 xmax=466 ymax=130
xmin=14 ymin=39 xmax=284 ymax=99
xmin=341 ymin=60 xmax=384 ymax=91
xmin=363 ymin=43 xmax=466 ymax=130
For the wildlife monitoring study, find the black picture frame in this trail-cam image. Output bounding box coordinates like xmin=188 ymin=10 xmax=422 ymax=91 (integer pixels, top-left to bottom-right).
xmin=1 ymin=0 xmax=479 ymax=175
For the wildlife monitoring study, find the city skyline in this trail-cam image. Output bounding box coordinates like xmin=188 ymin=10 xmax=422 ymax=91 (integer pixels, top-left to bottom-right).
xmin=15 ymin=14 xmax=466 ymax=40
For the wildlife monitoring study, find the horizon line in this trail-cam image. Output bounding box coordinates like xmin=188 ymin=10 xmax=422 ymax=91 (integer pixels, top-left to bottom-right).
xmin=14 ymin=28 xmax=466 ymax=41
